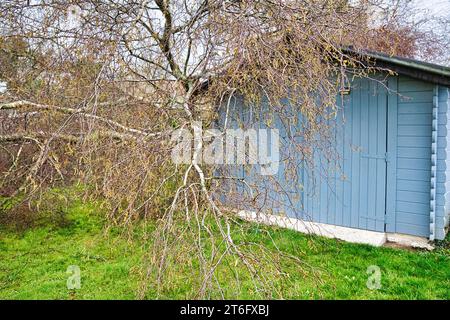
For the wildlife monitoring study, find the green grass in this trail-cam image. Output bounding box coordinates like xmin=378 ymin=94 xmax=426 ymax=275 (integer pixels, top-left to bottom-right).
xmin=0 ymin=196 xmax=449 ymax=300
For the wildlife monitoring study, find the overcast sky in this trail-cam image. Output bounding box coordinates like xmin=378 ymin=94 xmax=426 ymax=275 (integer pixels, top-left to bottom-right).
xmin=411 ymin=0 xmax=449 ymax=65
xmin=414 ymin=0 xmax=450 ymax=17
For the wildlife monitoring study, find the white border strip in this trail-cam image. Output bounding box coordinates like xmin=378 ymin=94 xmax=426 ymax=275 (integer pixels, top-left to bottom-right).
xmin=237 ymin=211 xmax=387 ymax=247
xmin=430 ymin=86 xmax=439 ymax=241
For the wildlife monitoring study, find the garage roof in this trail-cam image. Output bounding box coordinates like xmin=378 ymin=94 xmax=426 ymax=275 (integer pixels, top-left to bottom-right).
xmin=343 ymin=48 xmax=450 ymax=86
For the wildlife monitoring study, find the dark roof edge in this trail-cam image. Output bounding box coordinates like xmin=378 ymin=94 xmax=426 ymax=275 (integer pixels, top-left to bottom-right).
xmin=343 ymin=48 xmax=450 ymax=86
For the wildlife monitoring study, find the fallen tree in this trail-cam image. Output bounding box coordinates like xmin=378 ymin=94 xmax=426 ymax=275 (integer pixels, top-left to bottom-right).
xmin=0 ymin=0 xmax=445 ymax=298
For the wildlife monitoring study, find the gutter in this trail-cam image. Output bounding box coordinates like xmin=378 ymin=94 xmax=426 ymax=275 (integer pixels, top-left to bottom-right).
xmin=342 ymin=48 xmax=450 ymax=86
xmin=362 ymin=51 xmax=450 ymax=78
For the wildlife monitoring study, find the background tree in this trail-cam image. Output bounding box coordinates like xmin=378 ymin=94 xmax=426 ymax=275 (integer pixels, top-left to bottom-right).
xmin=365 ymin=0 xmax=450 ymax=63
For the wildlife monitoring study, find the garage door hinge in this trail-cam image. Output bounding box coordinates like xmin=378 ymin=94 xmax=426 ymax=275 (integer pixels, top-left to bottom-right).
xmin=385 ymin=152 xmax=391 ymax=163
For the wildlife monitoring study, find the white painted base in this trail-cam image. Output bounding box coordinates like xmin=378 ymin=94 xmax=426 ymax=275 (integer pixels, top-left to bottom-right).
xmin=237 ymin=211 xmax=434 ymax=249
xmin=237 ymin=211 xmax=387 ymax=246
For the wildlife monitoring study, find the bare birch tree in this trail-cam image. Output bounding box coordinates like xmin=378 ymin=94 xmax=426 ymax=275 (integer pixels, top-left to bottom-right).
xmin=0 ymin=0 xmax=444 ymax=298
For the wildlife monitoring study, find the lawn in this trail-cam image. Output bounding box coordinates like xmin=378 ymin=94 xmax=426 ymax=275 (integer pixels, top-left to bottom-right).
xmin=0 ymin=195 xmax=449 ymax=300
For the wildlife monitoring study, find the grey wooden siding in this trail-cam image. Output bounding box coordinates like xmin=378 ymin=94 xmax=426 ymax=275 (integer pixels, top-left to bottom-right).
xmin=395 ymin=76 xmax=434 ymax=237
xmin=221 ymin=75 xmax=450 ymax=239
xmin=300 ymin=78 xmax=388 ymax=232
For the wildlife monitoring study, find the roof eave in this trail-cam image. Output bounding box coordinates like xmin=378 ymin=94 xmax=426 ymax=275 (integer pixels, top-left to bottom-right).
xmin=343 ymin=48 xmax=450 ymax=86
